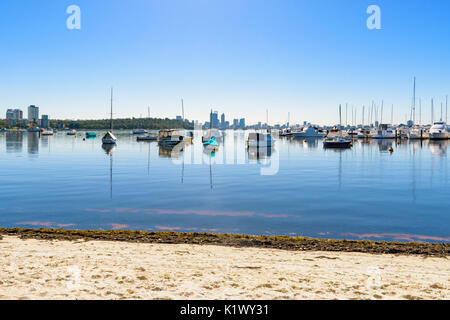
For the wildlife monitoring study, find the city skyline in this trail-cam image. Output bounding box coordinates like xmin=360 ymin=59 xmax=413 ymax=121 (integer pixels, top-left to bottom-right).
xmin=0 ymin=1 xmax=450 ymax=125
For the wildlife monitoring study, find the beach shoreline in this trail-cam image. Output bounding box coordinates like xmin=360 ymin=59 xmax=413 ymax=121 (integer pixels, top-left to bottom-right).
xmin=0 ymin=234 xmax=448 ymax=300
xmin=0 ymin=228 xmax=448 ymax=256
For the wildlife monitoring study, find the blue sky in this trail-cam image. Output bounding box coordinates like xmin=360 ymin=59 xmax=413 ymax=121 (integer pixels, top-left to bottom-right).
xmin=0 ymin=0 xmax=449 ymax=125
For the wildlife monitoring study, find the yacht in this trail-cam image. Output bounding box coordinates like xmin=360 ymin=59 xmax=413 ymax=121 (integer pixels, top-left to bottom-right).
xmin=279 ymin=128 xmax=293 ymax=137
xmin=132 ymin=129 xmax=148 ymax=135
xmin=357 ymin=128 xmax=371 ymax=139
xmin=429 ymin=122 xmax=448 ymax=140
xmin=67 ymin=129 xmax=77 ymax=135
xmin=407 ymin=127 xmax=428 ymax=140
xmin=41 ymin=130 xmax=54 ymax=136
xmin=371 ymin=125 xmax=396 ymax=139
xmin=293 ymin=126 xmax=325 ymax=138
xmin=158 ymin=129 xmax=188 ymax=146
xmin=102 ymin=88 xmax=117 ymax=145
xmin=323 ymin=105 xmax=352 ymax=148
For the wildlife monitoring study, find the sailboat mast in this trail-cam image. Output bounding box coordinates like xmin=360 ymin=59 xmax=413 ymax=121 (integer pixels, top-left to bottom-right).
xmin=391 ymin=104 xmax=394 ymax=125
xmin=412 ymin=77 xmax=416 ymax=123
xmin=110 ymin=87 xmax=113 ymax=131
xmin=182 ymin=99 xmax=185 ymax=121
xmin=446 ymin=95 xmax=448 ymax=124
xmin=339 ymin=104 xmax=342 ymax=136
xmin=380 ymin=100 xmax=384 ymax=125
xmin=431 ymin=98 xmax=434 ymax=124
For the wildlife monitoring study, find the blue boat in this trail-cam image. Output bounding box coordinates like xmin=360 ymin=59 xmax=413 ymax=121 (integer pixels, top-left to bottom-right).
xmin=203 ymin=137 xmax=219 ymax=147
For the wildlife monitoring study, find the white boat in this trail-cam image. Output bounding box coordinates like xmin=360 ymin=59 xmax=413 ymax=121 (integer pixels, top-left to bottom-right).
xmin=429 ymin=122 xmax=448 ymax=140
xmin=357 ymin=128 xmax=371 ymax=139
xmin=371 ymin=125 xmax=396 ymax=139
xmin=102 ymin=88 xmax=117 ymax=145
xmin=279 ymin=128 xmax=293 ymax=137
xmin=407 ymin=127 xmax=428 ymax=140
xmin=66 ymin=129 xmax=77 ymax=135
xmin=247 ymin=132 xmax=273 ymax=148
xmin=133 ymin=129 xmax=148 ymax=134
xmin=158 ymin=129 xmax=188 ymax=146
xmin=41 ymin=130 xmax=54 ymax=136
xmin=292 ymin=126 xmax=325 ymax=138
xmin=323 ymin=104 xmax=352 ymax=149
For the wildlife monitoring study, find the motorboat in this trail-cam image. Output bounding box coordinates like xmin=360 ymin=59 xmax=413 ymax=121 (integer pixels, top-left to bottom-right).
xmin=132 ymin=129 xmax=148 ymax=134
xmin=371 ymin=125 xmax=396 ymax=139
xmin=407 ymin=127 xmax=428 ymax=140
xmin=323 ymin=104 xmax=352 ymax=149
xmin=158 ymin=129 xmax=188 ymax=146
xmin=41 ymin=130 xmax=54 ymax=136
xmin=429 ymin=122 xmax=448 ymax=140
xmin=137 ymin=134 xmax=158 ymax=141
xmin=279 ymin=128 xmax=293 ymax=137
xmin=67 ymin=129 xmax=77 ymax=135
xmin=86 ymin=132 xmax=97 ymax=138
xmin=293 ymin=126 xmax=325 ymax=138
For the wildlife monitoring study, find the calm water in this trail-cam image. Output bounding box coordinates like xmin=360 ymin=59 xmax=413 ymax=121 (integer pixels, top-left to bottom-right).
xmin=0 ymin=130 xmax=448 ymax=243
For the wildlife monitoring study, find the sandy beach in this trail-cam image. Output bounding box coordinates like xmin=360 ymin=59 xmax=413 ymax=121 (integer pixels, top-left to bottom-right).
xmin=0 ymin=235 xmax=448 ymax=300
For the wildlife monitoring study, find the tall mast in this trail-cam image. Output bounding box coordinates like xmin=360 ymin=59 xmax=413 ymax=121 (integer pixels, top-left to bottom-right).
xmin=412 ymin=77 xmax=416 ymax=123
xmin=110 ymin=87 xmax=113 ymax=131
xmin=181 ymin=99 xmax=184 ymax=121
xmin=345 ymin=103 xmax=348 ymax=127
xmin=419 ymin=99 xmax=421 ymax=126
xmin=431 ymin=98 xmax=434 ymax=124
xmin=391 ymin=104 xmax=394 ymax=125
xmin=446 ymin=95 xmax=448 ymax=124
xmin=441 ymin=102 xmax=443 ymax=122
xmin=339 ymin=104 xmax=342 ymax=136
xmin=362 ymin=105 xmax=365 ymax=126
xmin=380 ymin=100 xmax=384 ymax=125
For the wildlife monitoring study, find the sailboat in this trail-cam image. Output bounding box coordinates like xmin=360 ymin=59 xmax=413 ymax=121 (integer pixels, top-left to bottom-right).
xmin=102 ymin=87 xmax=117 ymax=145
xmin=323 ymin=104 xmax=352 ymax=148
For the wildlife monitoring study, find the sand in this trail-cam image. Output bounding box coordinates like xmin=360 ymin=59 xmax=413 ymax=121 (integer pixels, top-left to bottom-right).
xmin=0 ymin=235 xmax=448 ymax=300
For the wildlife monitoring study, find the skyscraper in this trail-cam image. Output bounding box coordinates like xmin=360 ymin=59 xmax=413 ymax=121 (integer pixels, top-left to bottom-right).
xmin=28 ymin=105 xmax=39 ymax=123
xmin=41 ymin=115 xmax=49 ymax=129
xmin=239 ymin=118 xmax=245 ymax=129
xmin=6 ymin=109 xmax=23 ymax=126
xmin=210 ymin=111 xmax=219 ymax=128
xmin=233 ymin=119 xmax=239 ymax=129
xmin=220 ymin=113 xmax=225 ymax=127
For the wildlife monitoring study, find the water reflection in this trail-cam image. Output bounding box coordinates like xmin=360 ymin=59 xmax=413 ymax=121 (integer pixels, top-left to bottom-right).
xmin=5 ymin=132 xmax=23 ymax=153
xmin=247 ymin=146 xmax=272 ymax=160
xmin=27 ymin=133 xmax=39 ymax=155
xmin=429 ymin=140 xmax=448 ymax=157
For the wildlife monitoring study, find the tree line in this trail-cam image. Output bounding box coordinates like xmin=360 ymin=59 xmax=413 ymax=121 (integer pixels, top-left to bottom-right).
xmin=50 ymin=118 xmax=194 ymax=130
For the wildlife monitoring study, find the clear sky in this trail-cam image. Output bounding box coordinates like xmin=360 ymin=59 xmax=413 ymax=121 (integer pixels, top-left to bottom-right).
xmin=0 ymin=0 xmax=449 ymax=125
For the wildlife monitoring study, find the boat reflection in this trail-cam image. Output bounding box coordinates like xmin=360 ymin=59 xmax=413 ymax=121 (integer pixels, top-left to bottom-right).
xmin=158 ymin=143 xmax=184 ymax=159
xmin=429 ymin=140 xmax=448 ymax=157
xmin=247 ymin=146 xmax=272 ymax=160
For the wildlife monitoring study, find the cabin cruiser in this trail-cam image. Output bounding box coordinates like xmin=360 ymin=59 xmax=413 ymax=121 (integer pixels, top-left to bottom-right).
xmin=67 ymin=129 xmax=77 ymax=135
xmin=357 ymin=128 xmax=371 ymax=139
xmin=247 ymin=132 xmax=273 ymax=148
xmin=279 ymin=128 xmax=293 ymax=137
xmin=429 ymin=122 xmax=448 ymax=140
xmin=371 ymin=125 xmax=396 ymax=139
xmin=323 ymin=136 xmax=352 ymax=148
xmin=41 ymin=130 xmax=54 ymax=136
xmin=158 ymin=129 xmax=189 ymax=146
xmin=292 ymin=126 xmax=325 ymax=138
xmin=407 ymin=127 xmax=428 ymax=140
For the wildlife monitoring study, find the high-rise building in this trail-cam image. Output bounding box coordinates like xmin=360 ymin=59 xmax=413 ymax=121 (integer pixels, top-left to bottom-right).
xmin=6 ymin=109 xmax=23 ymax=126
xmin=233 ymin=119 xmax=239 ymax=128
xmin=28 ymin=105 xmax=39 ymax=123
xmin=41 ymin=115 xmax=49 ymax=129
xmin=210 ymin=111 xmax=219 ymax=128
xmin=239 ymin=118 xmax=245 ymax=129
xmin=220 ymin=113 xmax=225 ymax=126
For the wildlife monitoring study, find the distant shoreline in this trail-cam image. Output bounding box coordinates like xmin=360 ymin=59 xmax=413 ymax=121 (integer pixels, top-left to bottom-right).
xmin=0 ymin=228 xmax=448 ymax=257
